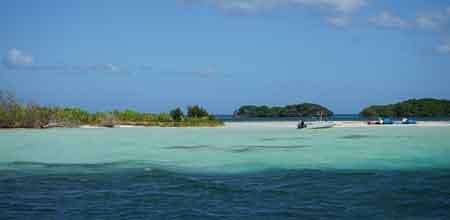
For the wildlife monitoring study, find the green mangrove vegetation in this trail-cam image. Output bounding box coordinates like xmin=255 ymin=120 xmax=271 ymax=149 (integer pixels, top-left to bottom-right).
xmin=360 ymin=98 xmax=450 ymax=117
xmin=234 ymin=103 xmax=333 ymax=118
xmin=0 ymin=91 xmax=224 ymax=128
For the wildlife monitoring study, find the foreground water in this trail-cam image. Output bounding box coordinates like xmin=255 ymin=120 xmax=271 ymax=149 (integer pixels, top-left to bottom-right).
xmin=1 ymin=126 xmax=450 ymax=219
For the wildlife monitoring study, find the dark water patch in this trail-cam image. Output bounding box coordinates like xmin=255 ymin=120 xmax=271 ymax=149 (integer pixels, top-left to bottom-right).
xmin=395 ymin=136 xmax=414 ymax=139
xmin=230 ymin=148 xmax=254 ymax=153
xmin=0 ymin=161 xmax=166 ymax=176
xmin=260 ymin=137 xmax=310 ymax=142
xmin=250 ymin=145 xmax=310 ymax=149
xmin=3 ymin=161 xmax=140 ymax=169
xmin=260 ymin=137 xmax=280 ymax=141
xmin=1 ymin=168 xmax=449 ymax=219
xmin=165 ymin=145 xmax=210 ymax=150
xmin=230 ymin=145 xmax=310 ymax=153
xmin=341 ymin=134 xmax=377 ymax=140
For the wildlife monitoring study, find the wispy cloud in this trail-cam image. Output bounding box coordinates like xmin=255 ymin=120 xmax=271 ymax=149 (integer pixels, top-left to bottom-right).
xmin=2 ymin=48 xmax=34 ymax=68
xmin=415 ymin=13 xmax=447 ymax=31
xmin=368 ymin=9 xmax=450 ymax=57
xmin=369 ymin=11 xmax=409 ymax=29
xmin=413 ymin=9 xmax=450 ymax=56
xmin=181 ymin=0 xmax=366 ymax=30
xmin=2 ymin=48 xmax=122 ymax=73
xmin=435 ymin=41 xmax=450 ymax=55
xmin=191 ymin=66 xmax=216 ymax=77
xmin=326 ymin=15 xmax=351 ymax=27
xmin=149 ymin=66 xmax=218 ymax=78
xmin=1 ymin=48 xmax=220 ymax=78
xmin=292 ymin=0 xmax=367 ymax=13
xmin=65 ymin=64 xmax=121 ymax=73
xmin=181 ymin=0 xmax=367 ymax=14
xmin=217 ymin=0 xmax=278 ymax=15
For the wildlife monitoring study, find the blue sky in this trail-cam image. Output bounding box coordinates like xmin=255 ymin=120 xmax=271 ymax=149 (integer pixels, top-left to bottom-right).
xmin=1 ymin=0 xmax=450 ymax=114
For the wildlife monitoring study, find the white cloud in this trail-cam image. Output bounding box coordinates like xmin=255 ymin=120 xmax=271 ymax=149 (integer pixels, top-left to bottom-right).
xmin=370 ymin=11 xmax=409 ymax=28
xmin=291 ymin=0 xmax=366 ymax=13
xmin=103 ymin=64 xmax=120 ymax=73
xmin=2 ymin=48 xmax=34 ymax=68
xmin=326 ymin=16 xmax=351 ymax=27
xmin=67 ymin=64 xmax=122 ymax=73
xmin=436 ymin=42 xmax=450 ymax=55
xmin=192 ymin=66 xmax=216 ymax=77
xmin=182 ymin=0 xmax=367 ymax=14
xmin=2 ymin=48 xmax=121 ymax=73
xmin=415 ymin=14 xmax=446 ymax=31
xmin=217 ymin=0 xmax=278 ymax=15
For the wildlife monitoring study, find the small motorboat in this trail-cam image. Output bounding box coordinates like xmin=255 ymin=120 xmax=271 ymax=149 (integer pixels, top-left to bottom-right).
xmin=401 ymin=118 xmax=417 ymax=124
xmin=297 ymin=112 xmax=336 ymax=129
xmin=368 ymin=117 xmax=417 ymax=125
xmin=304 ymin=121 xmax=336 ymax=129
xmin=386 ymin=117 xmax=418 ymax=125
xmin=297 ymin=120 xmax=336 ymax=129
xmin=383 ymin=118 xmax=394 ymax=124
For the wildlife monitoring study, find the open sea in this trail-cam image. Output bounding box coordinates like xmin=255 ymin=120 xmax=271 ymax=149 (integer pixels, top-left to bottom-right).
xmin=1 ymin=126 xmax=450 ymax=219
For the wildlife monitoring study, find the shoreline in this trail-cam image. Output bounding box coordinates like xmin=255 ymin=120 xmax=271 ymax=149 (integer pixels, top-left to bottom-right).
xmin=2 ymin=121 xmax=449 ymax=130
xmin=223 ymin=121 xmax=450 ymax=129
xmin=80 ymin=121 xmax=450 ymax=129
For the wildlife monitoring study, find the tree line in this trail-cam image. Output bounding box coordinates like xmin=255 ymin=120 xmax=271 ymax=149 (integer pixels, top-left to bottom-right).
xmin=360 ymin=98 xmax=450 ymax=117
xmin=234 ymin=103 xmax=333 ymax=118
xmin=0 ymin=91 xmax=223 ymax=128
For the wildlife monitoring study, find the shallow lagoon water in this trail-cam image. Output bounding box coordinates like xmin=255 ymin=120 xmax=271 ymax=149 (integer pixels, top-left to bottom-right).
xmin=1 ymin=126 xmax=450 ymax=219
xmin=1 ymin=126 xmax=450 ymax=173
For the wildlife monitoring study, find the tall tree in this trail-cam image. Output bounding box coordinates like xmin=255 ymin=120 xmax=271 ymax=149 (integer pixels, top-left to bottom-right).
xmin=170 ymin=107 xmax=185 ymax=122
xmin=187 ymin=105 xmax=209 ymax=118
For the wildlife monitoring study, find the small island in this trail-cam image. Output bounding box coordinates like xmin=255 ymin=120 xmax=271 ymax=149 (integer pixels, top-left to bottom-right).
xmin=360 ymin=98 xmax=450 ymax=117
xmin=0 ymin=91 xmax=224 ymax=128
xmin=233 ymin=103 xmax=333 ymax=118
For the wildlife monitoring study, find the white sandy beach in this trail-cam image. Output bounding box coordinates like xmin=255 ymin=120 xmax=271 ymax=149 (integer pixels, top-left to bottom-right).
xmin=224 ymin=121 xmax=450 ymax=129
xmin=76 ymin=121 xmax=450 ymax=129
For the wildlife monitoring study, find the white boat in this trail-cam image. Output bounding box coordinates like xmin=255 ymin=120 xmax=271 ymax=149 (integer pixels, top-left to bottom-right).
xmin=297 ymin=111 xmax=336 ymax=129
xmin=304 ymin=121 xmax=336 ymax=129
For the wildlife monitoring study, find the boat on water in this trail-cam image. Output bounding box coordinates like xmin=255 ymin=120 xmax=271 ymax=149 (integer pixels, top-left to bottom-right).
xmin=297 ymin=112 xmax=336 ymax=129
xmin=298 ymin=120 xmax=336 ymax=129
xmin=367 ymin=117 xmax=417 ymax=125
xmin=41 ymin=122 xmax=65 ymax=129
xmin=305 ymin=121 xmax=336 ymax=129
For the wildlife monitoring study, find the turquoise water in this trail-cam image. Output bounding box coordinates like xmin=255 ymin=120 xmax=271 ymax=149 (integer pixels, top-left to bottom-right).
xmin=1 ymin=127 xmax=450 ymax=173
xmin=1 ymin=126 xmax=450 ymax=219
